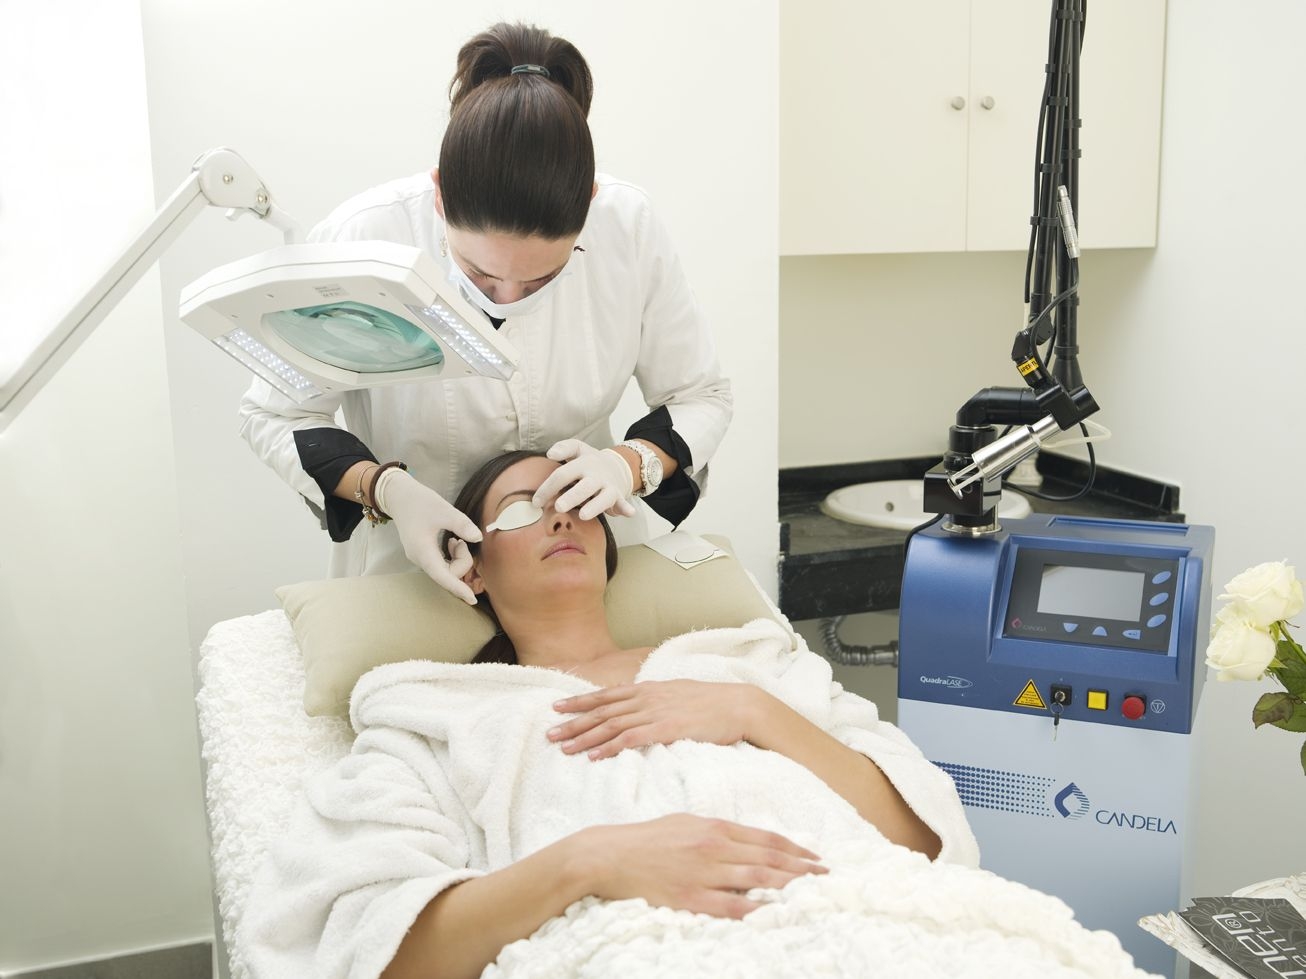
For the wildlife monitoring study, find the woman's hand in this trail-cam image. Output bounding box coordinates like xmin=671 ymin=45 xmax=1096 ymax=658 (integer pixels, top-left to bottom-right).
xmin=374 ymin=469 xmax=481 ymax=605
xmin=550 ymin=680 xmax=762 ymax=759
xmin=581 ymin=814 xmax=827 ymax=918
xmin=532 ymin=439 xmax=638 ymax=520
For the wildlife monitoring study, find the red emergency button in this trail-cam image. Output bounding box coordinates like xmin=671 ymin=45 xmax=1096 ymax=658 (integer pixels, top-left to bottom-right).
xmin=1122 ymin=695 xmax=1147 ymax=721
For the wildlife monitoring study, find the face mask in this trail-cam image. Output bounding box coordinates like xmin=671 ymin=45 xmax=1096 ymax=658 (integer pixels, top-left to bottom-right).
xmin=445 ymin=259 xmax=571 ymax=319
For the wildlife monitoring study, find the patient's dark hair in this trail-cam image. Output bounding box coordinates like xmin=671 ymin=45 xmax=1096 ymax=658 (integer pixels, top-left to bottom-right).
xmin=440 ymin=22 xmax=595 ymax=238
xmin=444 ymin=449 xmax=618 ymax=664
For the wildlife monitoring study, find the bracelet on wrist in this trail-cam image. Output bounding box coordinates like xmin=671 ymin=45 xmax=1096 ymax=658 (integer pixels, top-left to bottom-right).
xmin=366 ymin=461 xmax=408 ymax=523
xmin=356 ymin=461 xmax=407 ymax=525
xmin=353 ymin=462 xmax=380 ymax=507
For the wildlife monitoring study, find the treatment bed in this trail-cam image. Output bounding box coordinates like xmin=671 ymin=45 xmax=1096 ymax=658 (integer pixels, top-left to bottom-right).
xmin=195 ymin=535 xmax=1155 ymax=979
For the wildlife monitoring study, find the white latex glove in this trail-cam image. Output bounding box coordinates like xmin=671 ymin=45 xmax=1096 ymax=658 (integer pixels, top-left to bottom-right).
xmin=374 ymin=469 xmax=482 ymax=605
xmin=533 ymin=439 xmax=639 ymax=521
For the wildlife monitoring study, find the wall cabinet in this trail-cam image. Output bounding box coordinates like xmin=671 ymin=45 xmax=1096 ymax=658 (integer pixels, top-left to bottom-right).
xmin=780 ymin=1 xmax=1166 ymax=255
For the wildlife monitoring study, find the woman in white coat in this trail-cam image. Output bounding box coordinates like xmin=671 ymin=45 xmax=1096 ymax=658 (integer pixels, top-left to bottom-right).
xmin=239 ymin=22 xmax=732 ymax=601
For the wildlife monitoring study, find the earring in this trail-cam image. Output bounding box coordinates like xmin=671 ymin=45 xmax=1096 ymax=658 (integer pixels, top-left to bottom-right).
xmin=439 ymin=236 xmax=448 ymax=258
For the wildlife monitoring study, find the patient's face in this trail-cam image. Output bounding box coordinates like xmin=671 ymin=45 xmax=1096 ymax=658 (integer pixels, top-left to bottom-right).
xmin=469 ymin=456 xmax=610 ymax=604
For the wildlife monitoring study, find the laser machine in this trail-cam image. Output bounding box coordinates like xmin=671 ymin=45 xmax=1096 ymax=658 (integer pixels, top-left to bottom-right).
xmin=899 ymin=517 xmax=1213 ymax=977
xmin=895 ymin=5 xmax=1213 ymax=976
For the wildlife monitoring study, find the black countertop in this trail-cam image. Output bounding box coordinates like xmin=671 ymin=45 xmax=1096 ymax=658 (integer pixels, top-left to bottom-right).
xmin=778 ymin=453 xmax=1183 ymax=622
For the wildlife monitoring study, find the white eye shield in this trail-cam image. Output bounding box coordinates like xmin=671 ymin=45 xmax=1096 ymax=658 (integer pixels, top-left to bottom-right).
xmin=485 ymin=499 xmax=544 ymax=533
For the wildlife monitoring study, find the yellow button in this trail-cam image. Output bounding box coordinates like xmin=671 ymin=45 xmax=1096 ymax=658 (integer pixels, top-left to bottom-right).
xmin=1087 ymin=690 xmax=1108 ymax=711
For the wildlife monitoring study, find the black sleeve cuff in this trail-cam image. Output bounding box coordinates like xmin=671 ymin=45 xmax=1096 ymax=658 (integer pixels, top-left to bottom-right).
xmin=293 ymin=428 xmax=378 ymax=542
xmin=624 ymin=405 xmax=700 ymax=527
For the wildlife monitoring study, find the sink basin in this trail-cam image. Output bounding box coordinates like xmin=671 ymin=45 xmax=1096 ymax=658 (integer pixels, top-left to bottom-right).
xmin=821 ymin=479 xmax=1032 ymax=531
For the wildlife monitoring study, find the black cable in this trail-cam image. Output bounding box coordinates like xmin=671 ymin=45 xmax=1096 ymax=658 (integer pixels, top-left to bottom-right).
xmin=1023 ymin=1 xmax=1060 ymax=305
xmin=1029 ymin=0 xmax=1072 ymax=317
xmin=1028 ymin=266 xmax=1079 ymax=341
xmin=1004 ymin=423 xmax=1098 ymax=503
xmin=903 ymin=512 xmax=945 ymax=561
xmin=1050 ymin=0 xmax=1086 ymax=390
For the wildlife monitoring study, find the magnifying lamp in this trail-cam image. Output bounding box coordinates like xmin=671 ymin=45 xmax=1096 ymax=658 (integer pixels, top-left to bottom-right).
xmin=179 ymin=240 xmax=518 ymax=403
xmin=0 ymin=146 xmax=518 ymax=433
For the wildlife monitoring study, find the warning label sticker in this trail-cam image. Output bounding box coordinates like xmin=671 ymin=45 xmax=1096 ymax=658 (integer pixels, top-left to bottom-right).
xmin=1013 ymin=679 xmax=1047 ymax=710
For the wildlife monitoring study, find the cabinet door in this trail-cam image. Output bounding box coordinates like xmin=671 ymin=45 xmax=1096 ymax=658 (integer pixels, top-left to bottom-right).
xmin=780 ymin=0 xmax=972 ymax=255
xmin=966 ymin=0 xmax=1166 ymax=250
xmin=963 ymin=1 xmax=1050 ymax=251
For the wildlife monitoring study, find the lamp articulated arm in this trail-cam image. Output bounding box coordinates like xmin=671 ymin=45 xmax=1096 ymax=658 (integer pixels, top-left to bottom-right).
xmin=0 ymin=148 xmax=298 ymax=434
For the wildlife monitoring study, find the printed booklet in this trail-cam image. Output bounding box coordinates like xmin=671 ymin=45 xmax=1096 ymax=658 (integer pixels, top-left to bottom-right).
xmin=1173 ymin=896 xmax=1306 ymax=979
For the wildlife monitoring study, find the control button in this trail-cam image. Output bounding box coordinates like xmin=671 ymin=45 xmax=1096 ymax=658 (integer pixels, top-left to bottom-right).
xmin=1152 ymin=571 xmax=1172 ymax=585
xmin=1123 ymin=629 xmax=1142 ymax=640
xmin=1062 ymin=622 xmax=1079 ymax=633
xmin=1092 ymin=626 xmax=1108 ymax=637
xmin=1087 ymin=690 xmax=1108 ymax=711
xmin=1122 ymin=695 xmax=1147 ymax=720
xmin=1147 ymin=613 xmax=1168 ymax=628
xmin=1149 ymin=592 xmax=1169 ymax=607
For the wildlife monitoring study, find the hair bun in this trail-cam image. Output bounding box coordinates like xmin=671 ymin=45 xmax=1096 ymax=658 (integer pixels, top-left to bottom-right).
xmin=450 ymin=22 xmax=593 ymax=116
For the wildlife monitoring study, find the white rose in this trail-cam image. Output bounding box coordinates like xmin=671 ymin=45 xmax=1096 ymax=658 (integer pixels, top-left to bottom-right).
xmin=1205 ymin=618 xmax=1277 ymax=681
xmin=1219 ymin=560 xmax=1304 ymax=629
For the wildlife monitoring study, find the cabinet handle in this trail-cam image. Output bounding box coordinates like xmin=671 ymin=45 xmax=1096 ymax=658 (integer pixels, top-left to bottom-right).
xmin=980 ymin=96 xmax=996 ymax=110
xmin=950 ymin=96 xmax=966 ymax=110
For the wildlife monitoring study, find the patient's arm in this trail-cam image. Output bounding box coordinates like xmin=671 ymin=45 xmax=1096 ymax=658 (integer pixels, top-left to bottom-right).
xmin=381 ymin=834 xmax=586 ymax=979
xmin=382 ymin=814 xmax=824 ymax=979
xmin=742 ymin=690 xmax=943 ymax=859
xmin=552 ymin=682 xmax=941 ymax=859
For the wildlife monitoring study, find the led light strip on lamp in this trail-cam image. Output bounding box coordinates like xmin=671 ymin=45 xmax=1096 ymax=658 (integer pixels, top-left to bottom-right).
xmin=213 ymin=328 xmax=323 ymax=400
xmin=179 ymin=240 xmax=519 ymax=404
xmin=407 ymin=302 xmax=513 ymax=378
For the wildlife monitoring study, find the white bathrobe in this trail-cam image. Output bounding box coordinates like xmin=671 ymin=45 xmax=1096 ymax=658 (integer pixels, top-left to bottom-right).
xmin=239 ymin=620 xmax=1154 ymax=979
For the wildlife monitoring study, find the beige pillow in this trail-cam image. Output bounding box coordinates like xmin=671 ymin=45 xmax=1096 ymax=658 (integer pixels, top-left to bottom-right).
xmin=277 ymin=535 xmax=782 ymax=716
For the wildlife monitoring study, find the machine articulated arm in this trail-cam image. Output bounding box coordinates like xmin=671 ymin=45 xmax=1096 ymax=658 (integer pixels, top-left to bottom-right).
xmin=922 ymin=0 xmax=1099 ymax=534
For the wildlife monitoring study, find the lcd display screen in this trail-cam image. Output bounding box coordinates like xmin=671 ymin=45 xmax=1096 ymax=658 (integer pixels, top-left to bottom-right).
xmin=1037 ymin=565 xmax=1145 ymax=621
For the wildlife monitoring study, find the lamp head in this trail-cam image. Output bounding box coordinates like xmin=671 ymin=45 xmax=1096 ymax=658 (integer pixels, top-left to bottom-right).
xmin=179 ymin=240 xmax=519 ymax=402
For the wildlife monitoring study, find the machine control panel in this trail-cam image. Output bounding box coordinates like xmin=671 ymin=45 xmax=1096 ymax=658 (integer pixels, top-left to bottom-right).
xmin=898 ymin=515 xmax=1215 ymax=735
xmin=1003 ymin=548 xmax=1181 ymax=653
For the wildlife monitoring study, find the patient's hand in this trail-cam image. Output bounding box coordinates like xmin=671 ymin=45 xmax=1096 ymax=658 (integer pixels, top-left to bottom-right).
xmin=580 ymin=814 xmax=827 ymax=918
xmin=550 ymin=681 xmax=762 ymax=760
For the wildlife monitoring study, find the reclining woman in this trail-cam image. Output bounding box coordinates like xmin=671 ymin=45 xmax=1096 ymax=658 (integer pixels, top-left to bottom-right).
xmin=242 ymin=451 xmax=1152 ymax=979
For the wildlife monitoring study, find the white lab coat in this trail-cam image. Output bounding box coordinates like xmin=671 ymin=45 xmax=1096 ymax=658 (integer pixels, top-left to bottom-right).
xmin=239 ymin=171 xmax=733 ymax=577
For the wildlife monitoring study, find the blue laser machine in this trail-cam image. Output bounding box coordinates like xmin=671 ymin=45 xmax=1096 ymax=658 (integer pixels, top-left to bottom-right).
xmin=898 ymin=515 xmax=1214 ymax=977
xmin=879 ymin=5 xmax=1216 ymax=972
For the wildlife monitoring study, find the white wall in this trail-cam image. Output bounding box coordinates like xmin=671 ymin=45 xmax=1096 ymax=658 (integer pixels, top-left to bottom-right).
xmin=0 ymin=2 xmax=214 ymax=972
xmin=782 ymin=1 xmax=1306 ymax=895
xmin=1 ymin=1 xmax=777 ymax=971
xmin=780 ymin=250 xmax=1033 ymax=465
xmin=140 ymin=0 xmax=781 ymax=658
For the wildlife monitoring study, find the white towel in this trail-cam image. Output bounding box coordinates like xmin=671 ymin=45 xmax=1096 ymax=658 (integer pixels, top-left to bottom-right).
xmin=197 ymin=611 xmax=355 ymax=979
xmin=236 ymin=618 xmax=1155 ymax=979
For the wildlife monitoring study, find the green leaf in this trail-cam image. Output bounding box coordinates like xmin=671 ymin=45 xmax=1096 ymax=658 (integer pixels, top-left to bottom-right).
xmin=1252 ymin=692 xmax=1306 ymax=732
xmin=1301 ymin=739 xmax=1306 ymax=777
xmin=1275 ymin=640 xmax=1306 ymax=697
